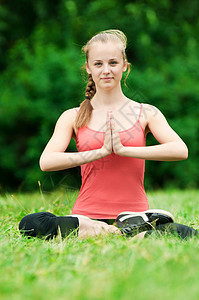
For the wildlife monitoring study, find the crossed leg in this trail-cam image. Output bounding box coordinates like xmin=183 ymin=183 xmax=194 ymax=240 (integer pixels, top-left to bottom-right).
xmin=19 ymin=212 xmax=198 ymax=240
xmin=18 ymin=212 xmax=121 ymax=239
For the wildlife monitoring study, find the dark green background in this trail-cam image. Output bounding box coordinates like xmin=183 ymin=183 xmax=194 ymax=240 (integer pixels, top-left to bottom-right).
xmin=0 ymin=0 xmax=198 ymax=192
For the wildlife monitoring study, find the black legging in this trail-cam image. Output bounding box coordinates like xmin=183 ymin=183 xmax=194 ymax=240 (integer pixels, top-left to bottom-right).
xmin=145 ymin=223 xmax=198 ymax=239
xmin=19 ymin=212 xmax=79 ymax=239
xmin=19 ymin=212 xmax=198 ymax=240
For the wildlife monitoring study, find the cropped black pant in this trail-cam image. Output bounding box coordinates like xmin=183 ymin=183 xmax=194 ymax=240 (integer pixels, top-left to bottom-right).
xmin=19 ymin=212 xmax=198 ymax=240
xmin=19 ymin=212 xmax=80 ymax=239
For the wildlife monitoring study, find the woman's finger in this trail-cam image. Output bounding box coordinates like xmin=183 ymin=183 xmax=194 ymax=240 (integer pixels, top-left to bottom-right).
xmin=110 ymin=114 xmax=124 ymax=155
xmin=101 ymin=112 xmax=112 ymax=154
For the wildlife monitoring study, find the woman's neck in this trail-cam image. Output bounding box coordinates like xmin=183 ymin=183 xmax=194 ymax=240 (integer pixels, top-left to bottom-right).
xmin=91 ymin=86 xmax=128 ymax=110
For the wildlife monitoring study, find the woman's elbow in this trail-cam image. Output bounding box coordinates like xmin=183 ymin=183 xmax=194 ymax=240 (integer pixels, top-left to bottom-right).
xmin=179 ymin=143 xmax=188 ymax=160
xmin=39 ymin=156 xmax=49 ymax=172
xmin=183 ymin=145 xmax=189 ymax=160
xmin=40 ymin=164 xmax=47 ymax=172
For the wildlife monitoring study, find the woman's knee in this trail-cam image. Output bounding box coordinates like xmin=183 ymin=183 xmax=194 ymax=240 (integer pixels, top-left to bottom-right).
xmin=19 ymin=212 xmax=79 ymax=239
xmin=19 ymin=212 xmax=58 ymax=239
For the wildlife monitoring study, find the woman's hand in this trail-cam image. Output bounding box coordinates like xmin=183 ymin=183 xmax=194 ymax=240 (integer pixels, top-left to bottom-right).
xmin=110 ymin=114 xmax=125 ymax=155
xmin=101 ymin=112 xmax=113 ymax=156
xmin=101 ymin=112 xmax=125 ymax=156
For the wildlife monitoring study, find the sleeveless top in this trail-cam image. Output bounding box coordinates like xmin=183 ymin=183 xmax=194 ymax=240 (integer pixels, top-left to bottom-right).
xmin=72 ymin=104 xmax=149 ymax=219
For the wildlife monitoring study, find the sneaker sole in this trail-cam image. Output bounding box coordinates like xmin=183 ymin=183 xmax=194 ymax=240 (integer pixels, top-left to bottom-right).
xmin=116 ymin=209 xmax=174 ymax=229
xmin=145 ymin=209 xmax=174 ymax=222
xmin=117 ymin=209 xmax=174 ymax=222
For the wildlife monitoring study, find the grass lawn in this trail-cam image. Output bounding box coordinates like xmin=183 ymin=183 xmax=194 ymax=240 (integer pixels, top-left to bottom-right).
xmin=0 ymin=188 xmax=199 ymax=300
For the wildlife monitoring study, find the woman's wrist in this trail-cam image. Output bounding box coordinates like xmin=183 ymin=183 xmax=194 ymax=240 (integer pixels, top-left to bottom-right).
xmin=40 ymin=147 xmax=111 ymax=171
xmin=113 ymin=145 xmax=126 ymax=156
xmin=100 ymin=145 xmax=112 ymax=157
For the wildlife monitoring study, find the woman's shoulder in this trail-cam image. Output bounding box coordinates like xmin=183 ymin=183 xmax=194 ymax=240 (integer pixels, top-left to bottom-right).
xmin=127 ymin=100 xmax=165 ymax=126
xmin=55 ymin=107 xmax=80 ymax=128
xmin=127 ymin=99 xmax=156 ymax=109
xmin=139 ymin=103 xmax=168 ymax=131
xmin=58 ymin=107 xmax=80 ymax=118
xmin=140 ymin=103 xmax=163 ymax=119
xmin=142 ymin=102 xmax=158 ymax=111
xmin=127 ymin=99 xmax=160 ymax=116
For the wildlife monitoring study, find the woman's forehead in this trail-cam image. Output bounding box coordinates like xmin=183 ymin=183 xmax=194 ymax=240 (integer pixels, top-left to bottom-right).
xmin=88 ymin=41 xmax=123 ymax=60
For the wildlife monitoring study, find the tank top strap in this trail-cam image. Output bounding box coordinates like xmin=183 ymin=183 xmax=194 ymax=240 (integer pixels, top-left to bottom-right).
xmin=74 ymin=107 xmax=79 ymax=114
xmin=138 ymin=103 xmax=143 ymax=120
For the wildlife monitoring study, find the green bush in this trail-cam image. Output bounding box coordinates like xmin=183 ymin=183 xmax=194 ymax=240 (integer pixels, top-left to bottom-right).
xmin=0 ymin=0 xmax=199 ymax=191
xmin=0 ymin=27 xmax=83 ymax=191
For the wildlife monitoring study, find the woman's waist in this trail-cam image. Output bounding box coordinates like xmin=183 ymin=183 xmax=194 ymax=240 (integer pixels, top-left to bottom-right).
xmin=72 ymin=199 xmax=149 ymax=219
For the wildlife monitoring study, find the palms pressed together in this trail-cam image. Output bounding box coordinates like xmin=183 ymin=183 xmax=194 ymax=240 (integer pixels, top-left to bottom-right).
xmin=102 ymin=113 xmax=125 ymax=156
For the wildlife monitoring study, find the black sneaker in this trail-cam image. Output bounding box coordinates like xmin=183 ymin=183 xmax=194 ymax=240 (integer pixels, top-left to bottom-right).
xmin=116 ymin=209 xmax=175 ymax=236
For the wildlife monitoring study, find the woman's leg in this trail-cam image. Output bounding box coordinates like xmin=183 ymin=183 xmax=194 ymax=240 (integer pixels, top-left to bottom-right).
xmin=129 ymin=223 xmax=199 ymax=241
xmin=19 ymin=212 xmax=198 ymax=241
xmin=19 ymin=213 xmax=120 ymax=239
xmin=78 ymin=220 xmax=198 ymax=240
xmin=19 ymin=212 xmax=79 ymax=239
xmin=95 ymin=219 xmax=115 ymax=225
xmin=115 ymin=210 xmax=198 ymax=239
xmin=77 ymin=218 xmax=121 ymax=238
xmin=144 ymin=223 xmax=198 ymax=239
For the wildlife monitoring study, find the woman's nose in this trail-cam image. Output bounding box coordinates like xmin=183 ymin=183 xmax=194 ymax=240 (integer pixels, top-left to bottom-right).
xmin=102 ymin=64 xmax=110 ymax=73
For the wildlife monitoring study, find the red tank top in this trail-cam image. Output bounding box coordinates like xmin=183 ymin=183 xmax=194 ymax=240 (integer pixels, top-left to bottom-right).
xmin=72 ymin=104 xmax=149 ymax=219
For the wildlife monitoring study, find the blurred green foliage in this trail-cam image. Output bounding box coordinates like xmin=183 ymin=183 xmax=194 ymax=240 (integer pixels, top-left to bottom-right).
xmin=0 ymin=0 xmax=199 ymax=191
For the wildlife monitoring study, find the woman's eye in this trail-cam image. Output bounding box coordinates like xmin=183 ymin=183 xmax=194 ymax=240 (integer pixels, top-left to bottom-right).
xmin=110 ymin=61 xmax=118 ymax=65
xmin=94 ymin=62 xmax=102 ymax=66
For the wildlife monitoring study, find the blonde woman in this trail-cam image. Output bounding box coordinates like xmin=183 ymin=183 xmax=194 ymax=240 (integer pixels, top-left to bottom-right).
xmin=19 ymin=30 xmax=197 ymax=240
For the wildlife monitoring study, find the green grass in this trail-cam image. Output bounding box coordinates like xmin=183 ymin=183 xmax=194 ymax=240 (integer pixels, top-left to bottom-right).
xmin=0 ymin=188 xmax=199 ymax=300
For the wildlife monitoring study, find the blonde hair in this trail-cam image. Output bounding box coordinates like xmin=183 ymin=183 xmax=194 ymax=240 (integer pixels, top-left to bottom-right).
xmin=74 ymin=29 xmax=131 ymax=133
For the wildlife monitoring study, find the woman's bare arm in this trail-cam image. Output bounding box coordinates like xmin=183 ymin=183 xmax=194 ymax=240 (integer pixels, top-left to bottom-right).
xmin=112 ymin=104 xmax=188 ymax=161
xmin=39 ymin=109 xmax=112 ymax=171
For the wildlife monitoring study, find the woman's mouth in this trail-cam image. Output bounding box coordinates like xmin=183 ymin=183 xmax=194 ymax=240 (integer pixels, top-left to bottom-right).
xmin=101 ymin=77 xmax=113 ymax=81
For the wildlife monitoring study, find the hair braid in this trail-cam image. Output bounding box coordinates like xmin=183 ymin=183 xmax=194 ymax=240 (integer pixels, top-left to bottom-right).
xmin=85 ymin=74 xmax=96 ymax=100
xmin=74 ymin=75 xmax=95 ymax=133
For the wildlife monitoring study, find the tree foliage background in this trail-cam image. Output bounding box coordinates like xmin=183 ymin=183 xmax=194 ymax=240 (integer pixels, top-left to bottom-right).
xmin=0 ymin=0 xmax=199 ymax=192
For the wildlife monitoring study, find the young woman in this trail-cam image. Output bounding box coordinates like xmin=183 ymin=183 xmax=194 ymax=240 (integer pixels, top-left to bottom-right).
xmin=19 ymin=30 xmax=198 ymax=240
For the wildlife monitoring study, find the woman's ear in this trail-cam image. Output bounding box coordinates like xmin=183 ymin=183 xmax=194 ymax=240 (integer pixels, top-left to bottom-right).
xmin=122 ymin=60 xmax=128 ymax=72
xmin=86 ymin=62 xmax=91 ymax=74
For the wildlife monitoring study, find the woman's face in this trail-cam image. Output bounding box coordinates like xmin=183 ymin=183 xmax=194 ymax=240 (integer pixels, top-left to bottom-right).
xmin=86 ymin=41 xmax=127 ymax=91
